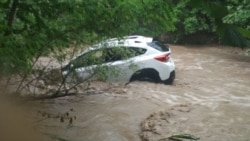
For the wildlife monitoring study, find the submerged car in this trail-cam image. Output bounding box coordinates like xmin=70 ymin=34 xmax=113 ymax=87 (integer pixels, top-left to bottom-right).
xmin=62 ymin=35 xmax=175 ymax=84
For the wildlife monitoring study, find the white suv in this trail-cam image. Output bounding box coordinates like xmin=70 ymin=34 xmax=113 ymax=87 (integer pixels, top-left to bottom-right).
xmin=62 ymin=35 xmax=175 ymax=84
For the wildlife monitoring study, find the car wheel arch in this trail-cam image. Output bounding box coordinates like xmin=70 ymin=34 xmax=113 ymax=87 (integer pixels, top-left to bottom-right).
xmin=129 ymin=68 xmax=161 ymax=83
xmin=163 ymin=71 xmax=175 ymax=85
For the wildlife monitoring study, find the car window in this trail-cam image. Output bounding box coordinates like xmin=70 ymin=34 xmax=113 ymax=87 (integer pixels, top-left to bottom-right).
xmin=70 ymin=49 xmax=105 ymax=68
xmin=103 ymin=47 xmax=146 ymax=62
xmin=147 ymin=41 xmax=169 ymax=52
xmin=104 ymin=48 xmax=123 ymax=62
xmin=130 ymin=47 xmax=147 ymax=56
xmin=68 ymin=46 xmax=147 ymax=69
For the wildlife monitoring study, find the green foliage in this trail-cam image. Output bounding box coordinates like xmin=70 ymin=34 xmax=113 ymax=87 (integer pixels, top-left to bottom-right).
xmin=188 ymin=0 xmax=250 ymax=47
xmin=0 ymin=0 xmax=175 ymax=76
xmin=167 ymin=0 xmax=250 ymax=47
xmin=222 ymin=27 xmax=248 ymax=47
xmin=136 ymin=0 xmax=176 ymax=35
xmin=223 ymin=0 xmax=250 ymax=30
xmin=221 ymin=0 xmax=250 ymax=46
xmin=1 ymin=0 xmax=249 ymax=78
xmin=1 ymin=0 xmax=83 ymax=75
xmin=169 ymin=0 xmax=216 ymax=43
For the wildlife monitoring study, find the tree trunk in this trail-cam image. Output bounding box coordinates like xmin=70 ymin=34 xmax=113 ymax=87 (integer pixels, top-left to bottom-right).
xmin=5 ymin=0 xmax=19 ymax=35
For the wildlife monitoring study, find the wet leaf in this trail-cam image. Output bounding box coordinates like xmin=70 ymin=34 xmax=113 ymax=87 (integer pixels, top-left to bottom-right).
xmin=69 ymin=117 xmax=73 ymax=124
xmin=60 ymin=116 xmax=64 ymax=123
xmin=168 ymin=133 xmax=200 ymax=141
xmin=65 ymin=112 xmax=69 ymax=117
xmin=42 ymin=112 xmax=47 ymax=117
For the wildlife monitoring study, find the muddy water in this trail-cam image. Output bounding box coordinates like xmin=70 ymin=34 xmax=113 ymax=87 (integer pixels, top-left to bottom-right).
xmin=31 ymin=45 xmax=250 ymax=141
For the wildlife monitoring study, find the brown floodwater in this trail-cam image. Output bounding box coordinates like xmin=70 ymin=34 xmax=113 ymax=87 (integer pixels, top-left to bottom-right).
xmin=9 ymin=45 xmax=250 ymax=141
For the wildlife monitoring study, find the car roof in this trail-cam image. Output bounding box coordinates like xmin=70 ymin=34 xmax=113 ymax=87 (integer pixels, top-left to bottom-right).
xmin=74 ymin=35 xmax=154 ymax=59
xmin=93 ymin=35 xmax=153 ymax=49
xmin=109 ymin=35 xmax=153 ymax=44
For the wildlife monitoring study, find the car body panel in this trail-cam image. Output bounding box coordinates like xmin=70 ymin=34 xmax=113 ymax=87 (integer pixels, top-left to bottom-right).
xmin=62 ymin=35 xmax=175 ymax=84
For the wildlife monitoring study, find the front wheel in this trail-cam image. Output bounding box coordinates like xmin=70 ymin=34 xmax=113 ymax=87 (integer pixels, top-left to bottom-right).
xmin=164 ymin=71 xmax=175 ymax=85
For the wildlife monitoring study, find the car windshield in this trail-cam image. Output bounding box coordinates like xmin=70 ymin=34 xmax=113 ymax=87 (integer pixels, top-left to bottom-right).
xmin=69 ymin=49 xmax=104 ymax=69
xmin=147 ymin=41 xmax=169 ymax=52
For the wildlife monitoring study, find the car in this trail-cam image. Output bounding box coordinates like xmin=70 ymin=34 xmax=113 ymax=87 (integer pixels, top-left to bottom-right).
xmin=62 ymin=35 xmax=175 ymax=85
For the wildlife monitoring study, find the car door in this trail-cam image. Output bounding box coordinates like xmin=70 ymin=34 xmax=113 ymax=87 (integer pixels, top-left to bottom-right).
xmin=71 ymin=49 xmax=105 ymax=82
xmin=102 ymin=47 xmax=147 ymax=82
